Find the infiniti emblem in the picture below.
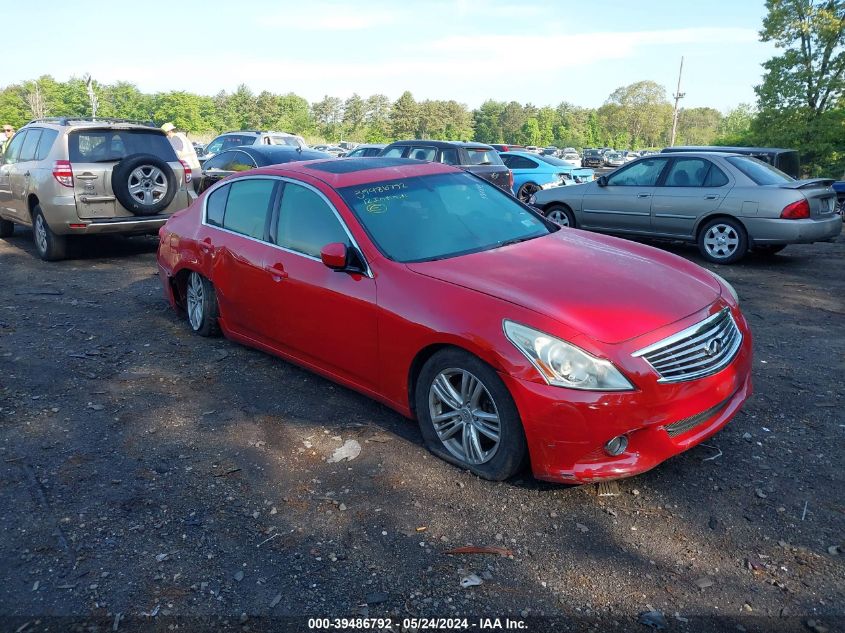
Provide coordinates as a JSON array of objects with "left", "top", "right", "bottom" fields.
[{"left": 705, "top": 338, "right": 724, "bottom": 357}]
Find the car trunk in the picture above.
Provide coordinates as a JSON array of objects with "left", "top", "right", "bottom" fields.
[{"left": 776, "top": 179, "right": 838, "bottom": 218}]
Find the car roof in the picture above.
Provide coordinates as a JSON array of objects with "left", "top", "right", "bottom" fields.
[
  {"left": 663, "top": 145, "right": 794, "bottom": 153},
  {"left": 386, "top": 140, "right": 495, "bottom": 149},
  {"left": 233, "top": 146, "right": 331, "bottom": 162},
  {"left": 241, "top": 157, "right": 460, "bottom": 188}
]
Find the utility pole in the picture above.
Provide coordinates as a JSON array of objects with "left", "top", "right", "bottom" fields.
[
  {"left": 83, "top": 73, "right": 98, "bottom": 120},
  {"left": 669, "top": 56, "right": 685, "bottom": 147}
]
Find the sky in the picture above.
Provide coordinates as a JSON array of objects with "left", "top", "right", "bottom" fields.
[{"left": 2, "top": 0, "right": 775, "bottom": 112}]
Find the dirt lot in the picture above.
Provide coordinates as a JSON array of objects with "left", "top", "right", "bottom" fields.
[{"left": 0, "top": 227, "right": 843, "bottom": 633}]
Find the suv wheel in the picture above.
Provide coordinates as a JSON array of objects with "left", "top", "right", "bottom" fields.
[
  {"left": 112, "top": 154, "right": 177, "bottom": 216},
  {"left": 32, "top": 206, "right": 67, "bottom": 261},
  {"left": 0, "top": 218, "right": 13, "bottom": 238}
]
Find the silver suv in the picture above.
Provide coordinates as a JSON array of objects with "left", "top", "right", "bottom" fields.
[{"left": 0, "top": 117, "right": 194, "bottom": 261}]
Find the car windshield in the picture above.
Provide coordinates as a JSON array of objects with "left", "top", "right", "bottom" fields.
[
  {"left": 205, "top": 134, "right": 256, "bottom": 154},
  {"left": 535, "top": 155, "right": 569, "bottom": 167},
  {"left": 68, "top": 129, "right": 177, "bottom": 162},
  {"left": 726, "top": 155, "right": 794, "bottom": 185},
  {"left": 464, "top": 148, "right": 503, "bottom": 166},
  {"left": 338, "top": 172, "right": 553, "bottom": 263}
]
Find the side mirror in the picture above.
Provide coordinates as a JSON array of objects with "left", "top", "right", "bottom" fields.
[
  {"left": 596, "top": 175, "right": 608, "bottom": 187},
  {"left": 320, "top": 242, "right": 348, "bottom": 270}
]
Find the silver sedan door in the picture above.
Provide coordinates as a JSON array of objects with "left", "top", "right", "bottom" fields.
[{"left": 651, "top": 158, "right": 733, "bottom": 238}]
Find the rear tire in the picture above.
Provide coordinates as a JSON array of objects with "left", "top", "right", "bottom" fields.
[
  {"left": 185, "top": 271, "right": 220, "bottom": 337},
  {"left": 697, "top": 217, "right": 747, "bottom": 264},
  {"left": 32, "top": 206, "right": 67, "bottom": 261},
  {"left": 415, "top": 348, "right": 527, "bottom": 481},
  {"left": 517, "top": 182, "right": 542, "bottom": 203},
  {"left": 0, "top": 218, "right": 13, "bottom": 238}
]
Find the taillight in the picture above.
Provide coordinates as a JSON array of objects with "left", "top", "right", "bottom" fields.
[
  {"left": 508, "top": 169, "right": 514, "bottom": 190},
  {"left": 52, "top": 160, "right": 73, "bottom": 187},
  {"left": 780, "top": 199, "right": 810, "bottom": 219},
  {"left": 179, "top": 160, "right": 192, "bottom": 184}
]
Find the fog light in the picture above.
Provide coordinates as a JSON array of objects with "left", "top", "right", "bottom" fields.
[{"left": 604, "top": 435, "right": 628, "bottom": 456}]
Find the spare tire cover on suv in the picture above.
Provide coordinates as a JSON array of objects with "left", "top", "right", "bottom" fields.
[{"left": 112, "top": 154, "right": 177, "bottom": 216}]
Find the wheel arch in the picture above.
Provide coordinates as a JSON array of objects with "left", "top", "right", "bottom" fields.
[
  {"left": 27, "top": 194, "right": 40, "bottom": 217},
  {"left": 694, "top": 213, "right": 748, "bottom": 241}
]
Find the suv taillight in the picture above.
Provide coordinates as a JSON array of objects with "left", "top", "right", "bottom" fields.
[
  {"left": 780, "top": 199, "right": 810, "bottom": 219},
  {"left": 53, "top": 160, "right": 73, "bottom": 187},
  {"left": 179, "top": 160, "right": 192, "bottom": 184}
]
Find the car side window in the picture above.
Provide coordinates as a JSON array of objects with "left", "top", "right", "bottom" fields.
[
  {"left": 382, "top": 147, "right": 406, "bottom": 158},
  {"left": 222, "top": 178, "right": 276, "bottom": 240},
  {"left": 606, "top": 158, "right": 668, "bottom": 186},
  {"left": 347, "top": 149, "right": 363, "bottom": 157},
  {"left": 230, "top": 151, "right": 257, "bottom": 172},
  {"left": 439, "top": 149, "right": 459, "bottom": 165},
  {"left": 276, "top": 182, "right": 350, "bottom": 258},
  {"left": 206, "top": 184, "right": 229, "bottom": 227},
  {"left": 704, "top": 164, "right": 729, "bottom": 187},
  {"left": 3, "top": 131, "right": 27, "bottom": 164},
  {"left": 663, "top": 158, "right": 709, "bottom": 187},
  {"left": 18, "top": 129, "right": 42, "bottom": 162},
  {"left": 203, "top": 151, "right": 235, "bottom": 171},
  {"left": 503, "top": 155, "right": 538, "bottom": 169},
  {"left": 35, "top": 129, "right": 59, "bottom": 160},
  {"left": 409, "top": 147, "right": 436, "bottom": 161}
]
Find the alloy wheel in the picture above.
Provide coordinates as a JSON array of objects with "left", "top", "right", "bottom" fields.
[
  {"left": 128, "top": 165, "right": 168, "bottom": 206},
  {"left": 702, "top": 223, "right": 739, "bottom": 260},
  {"left": 34, "top": 214, "right": 48, "bottom": 254},
  {"left": 518, "top": 183, "right": 542, "bottom": 203},
  {"left": 186, "top": 272, "right": 204, "bottom": 331},
  {"left": 428, "top": 368, "right": 501, "bottom": 465},
  {"left": 547, "top": 208, "right": 570, "bottom": 227}
]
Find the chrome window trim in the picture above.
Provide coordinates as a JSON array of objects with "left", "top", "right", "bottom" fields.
[{"left": 201, "top": 174, "right": 373, "bottom": 278}]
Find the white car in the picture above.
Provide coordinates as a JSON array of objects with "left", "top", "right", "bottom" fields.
[{"left": 561, "top": 152, "right": 582, "bottom": 167}]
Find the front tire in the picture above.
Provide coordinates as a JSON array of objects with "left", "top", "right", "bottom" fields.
[
  {"left": 32, "top": 206, "right": 67, "bottom": 261},
  {"left": 185, "top": 271, "right": 220, "bottom": 337},
  {"left": 697, "top": 217, "right": 747, "bottom": 264},
  {"left": 415, "top": 348, "right": 527, "bottom": 481},
  {"left": 545, "top": 204, "right": 575, "bottom": 228}
]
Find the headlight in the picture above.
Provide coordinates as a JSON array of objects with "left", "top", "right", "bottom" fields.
[
  {"left": 709, "top": 271, "right": 739, "bottom": 305},
  {"left": 503, "top": 321, "right": 634, "bottom": 391}
]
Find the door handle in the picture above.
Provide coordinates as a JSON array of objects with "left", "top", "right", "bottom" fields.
[
  {"left": 266, "top": 262, "right": 288, "bottom": 282},
  {"left": 636, "top": 193, "right": 651, "bottom": 198},
  {"left": 704, "top": 195, "right": 719, "bottom": 200}
]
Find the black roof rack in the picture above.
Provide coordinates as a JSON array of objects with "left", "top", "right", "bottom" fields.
[{"left": 26, "top": 117, "right": 157, "bottom": 127}]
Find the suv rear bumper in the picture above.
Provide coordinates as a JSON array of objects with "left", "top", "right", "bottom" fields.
[{"left": 63, "top": 216, "right": 168, "bottom": 235}]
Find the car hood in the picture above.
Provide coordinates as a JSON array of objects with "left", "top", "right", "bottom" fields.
[{"left": 406, "top": 230, "right": 721, "bottom": 344}]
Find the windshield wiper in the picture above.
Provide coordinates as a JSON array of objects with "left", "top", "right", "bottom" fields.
[{"left": 499, "top": 236, "right": 532, "bottom": 247}]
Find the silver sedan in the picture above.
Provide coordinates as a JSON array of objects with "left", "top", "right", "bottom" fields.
[{"left": 529, "top": 151, "right": 842, "bottom": 264}]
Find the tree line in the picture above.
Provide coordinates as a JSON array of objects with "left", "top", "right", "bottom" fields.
[{"left": 1, "top": 1, "right": 842, "bottom": 177}]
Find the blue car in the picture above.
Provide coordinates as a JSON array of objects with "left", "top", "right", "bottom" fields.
[{"left": 499, "top": 151, "right": 595, "bottom": 202}]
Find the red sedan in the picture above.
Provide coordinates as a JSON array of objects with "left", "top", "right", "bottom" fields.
[{"left": 157, "top": 158, "right": 753, "bottom": 484}]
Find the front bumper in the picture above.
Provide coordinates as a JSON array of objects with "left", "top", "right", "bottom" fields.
[
  {"left": 503, "top": 307, "right": 753, "bottom": 484},
  {"left": 745, "top": 215, "right": 842, "bottom": 245}
]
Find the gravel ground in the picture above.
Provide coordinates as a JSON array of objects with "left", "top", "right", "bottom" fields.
[{"left": 0, "top": 227, "right": 843, "bottom": 633}]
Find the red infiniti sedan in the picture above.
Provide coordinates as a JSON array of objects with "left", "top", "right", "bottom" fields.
[{"left": 157, "top": 158, "right": 753, "bottom": 484}]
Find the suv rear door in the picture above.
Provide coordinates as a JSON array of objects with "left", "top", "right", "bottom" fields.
[
  {"left": 67, "top": 127, "right": 181, "bottom": 219},
  {"left": 460, "top": 146, "right": 512, "bottom": 192}
]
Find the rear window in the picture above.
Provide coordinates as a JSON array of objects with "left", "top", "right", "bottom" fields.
[
  {"left": 776, "top": 151, "right": 800, "bottom": 179},
  {"left": 464, "top": 148, "right": 503, "bottom": 166},
  {"left": 69, "top": 129, "right": 176, "bottom": 163},
  {"left": 535, "top": 155, "right": 569, "bottom": 167},
  {"left": 269, "top": 136, "right": 300, "bottom": 147},
  {"left": 726, "top": 156, "right": 793, "bottom": 185}
]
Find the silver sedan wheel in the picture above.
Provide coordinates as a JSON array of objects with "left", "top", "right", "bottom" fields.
[
  {"left": 547, "top": 208, "right": 570, "bottom": 227},
  {"left": 34, "top": 214, "right": 48, "bottom": 254},
  {"left": 186, "top": 272, "right": 204, "bottom": 331},
  {"left": 128, "top": 165, "right": 168, "bottom": 206},
  {"left": 702, "top": 223, "right": 740, "bottom": 260},
  {"left": 428, "top": 368, "right": 501, "bottom": 465}
]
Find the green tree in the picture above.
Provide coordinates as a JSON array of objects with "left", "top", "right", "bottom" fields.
[
  {"left": 363, "top": 94, "right": 391, "bottom": 142},
  {"left": 715, "top": 103, "right": 756, "bottom": 144},
  {"left": 676, "top": 107, "right": 723, "bottom": 145},
  {"left": 753, "top": 0, "right": 845, "bottom": 175},
  {"left": 598, "top": 81, "right": 672, "bottom": 148},
  {"left": 342, "top": 93, "right": 366, "bottom": 139},
  {"left": 472, "top": 100, "right": 505, "bottom": 143},
  {"left": 389, "top": 91, "right": 418, "bottom": 139}
]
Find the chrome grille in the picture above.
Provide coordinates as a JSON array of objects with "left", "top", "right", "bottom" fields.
[{"left": 633, "top": 308, "right": 742, "bottom": 383}]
